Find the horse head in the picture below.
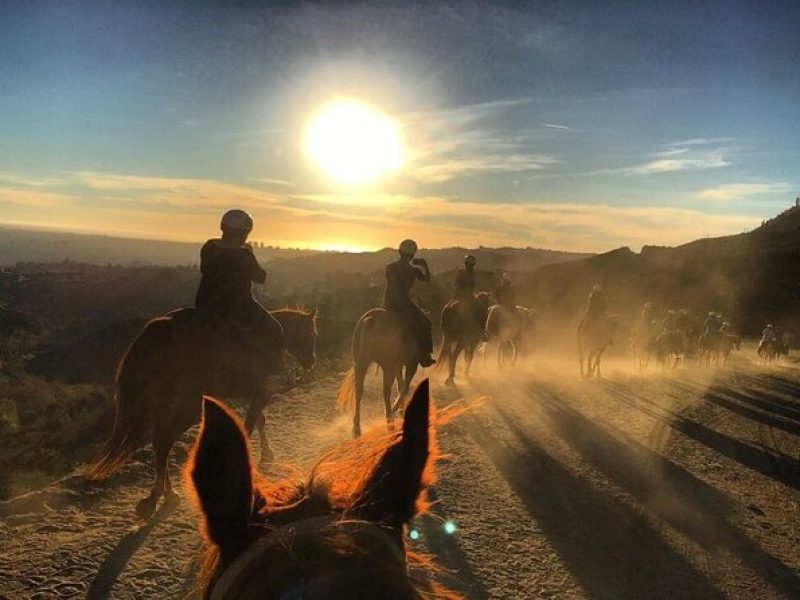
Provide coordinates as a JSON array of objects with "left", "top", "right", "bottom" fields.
[
  {"left": 187, "top": 380, "right": 453, "bottom": 600},
  {"left": 275, "top": 308, "right": 318, "bottom": 371}
]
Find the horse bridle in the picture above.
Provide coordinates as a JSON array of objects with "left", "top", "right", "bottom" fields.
[{"left": 209, "top": 516, "right": 407, "bottom": 600}]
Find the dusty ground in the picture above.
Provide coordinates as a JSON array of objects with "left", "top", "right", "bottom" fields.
[{"left": 1, "top": 349, "right": 799, "bottom": 599}]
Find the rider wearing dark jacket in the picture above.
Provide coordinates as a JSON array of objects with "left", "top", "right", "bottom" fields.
[
  {"left": 454, "top": 255, "right": 477, "bottom": 302},
  {"left": 584, "top": 284, "right": 607, "bottom": 321},
  {"left": 383, "top": 239, "right": 435, "bottom": 367},
  {"left": 195, "top": 209, "right": 283, "bottom": 350}
]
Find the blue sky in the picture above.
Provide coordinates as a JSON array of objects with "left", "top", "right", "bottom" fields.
[{"left": 1, "top": 1, "right": 798, "bottom": 251}]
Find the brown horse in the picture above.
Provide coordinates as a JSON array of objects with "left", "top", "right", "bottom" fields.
[
  {"left": 578, "top": 314, "right": 617, "bottom": 378},
  {"left": 721, "top": 334, "right": 741, "bottom": 364},
  {"left": 484, "top": 304, "right": 535, "bottom": 368},
  {"left": 337, "top": 309, "right": 423, "bottom": 437},
  {"left": 656, "top": 329, "right": 688, "bottom": 369},
  {"left": 698, "top": 331, "right": 725, "bottom": 366},
  {"left": 186, "top": 380, "right": 458, "bottom": 600},
  {"left": 84, "top": 307, "right": 317, "bottom": 518},
  {"left": 437, "top": 292, "right": 492, "bottom": 386},
  {"left": 757, "top": 338, "right": 779, "bottom": 364}
]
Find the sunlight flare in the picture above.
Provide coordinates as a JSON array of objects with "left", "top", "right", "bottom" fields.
[{"left": 304, "top": 99, "right": 404, "bottom": 185}]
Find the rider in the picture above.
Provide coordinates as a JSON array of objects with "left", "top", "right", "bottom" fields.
[
  {"left": 454, "top": 254, "right": 477, "bottom": 301},
  {"left": 495, "top": 272, "right": 516, "bottom": 311},
  {"left": 584, "top": 283, "right": 608, "bottom": 322},
  {"left": 761, "top": 324, "right": 777, "bottom": 343},
  {"left": 454, "top": 254, "right": 481, "bottom": 326},
  {"left": 638, "top": 301, "right": 657, "bottom": 331},
  {"left": 195, "top": 209, "right": 283, "bottom": 358},
  {"left": 383, "top": 239, "right": 435, "bottom": 367},
  {"left": 663, "top": 309, "right": 678, "bottom": 332}
]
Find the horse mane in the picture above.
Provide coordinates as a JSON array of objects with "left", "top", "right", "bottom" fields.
[{"left": 187, "top": 403, "right": 464, "bottom": 600}]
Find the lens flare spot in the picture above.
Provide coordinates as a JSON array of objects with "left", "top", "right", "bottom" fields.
[
  {"left": 443, "top": 520, "right": 457, "bottom": 535},
  {"left": 408, "top": 528, "right": 420, "bottom": 541}
]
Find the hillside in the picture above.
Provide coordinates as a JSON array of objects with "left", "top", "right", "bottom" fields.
[{"left": 517, "top": 206, "right": 800, "bottom": 336}]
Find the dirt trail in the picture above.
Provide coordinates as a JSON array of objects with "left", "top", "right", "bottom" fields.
[{"left": 1, "top": 357, "right": 799, "bottom": 599}]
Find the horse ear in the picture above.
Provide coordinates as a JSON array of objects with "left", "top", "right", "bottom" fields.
[
  {"left": 354, "top": 380, "right": 432, "bottom": 527},
  {"left": 188, "top": 397, "right": 254, "bottom": 549}
]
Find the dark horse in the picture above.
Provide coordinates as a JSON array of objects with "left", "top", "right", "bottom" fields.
[
  {"left": 337, "top": 308, "right": 424, "bottom": 438},
  {"left": 578, "top": 314, "right": 617, "bottom": 378},
  {"left": 437, "top": 292, "right": 492, "bottom": 386},
  {"left": 84, "top": 307, "right": 317, "bottom": 518},
  {"left": 186, "top": 380, "right": 458, "bottom": 599}
]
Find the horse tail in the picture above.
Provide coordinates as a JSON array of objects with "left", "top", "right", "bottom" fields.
[
  {"left": 84, "top": 318, "right": 169, "bottom": 480},
  {"left": 336, "top": 368, "right": 356, "bottom": 413}
]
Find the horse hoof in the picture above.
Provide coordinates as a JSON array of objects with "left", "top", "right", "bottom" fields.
[
  {"left": 164, "top": 490, "right": 180, "bottom": 506},
  {"left": 135, "top": 496, "right": 158, "bottom": 519},
  {"left": 352, "top": 425, "right": 362, "bottom": 438},
  {"left": 445, "top": 377, "right": 455, "bottom": 387}
]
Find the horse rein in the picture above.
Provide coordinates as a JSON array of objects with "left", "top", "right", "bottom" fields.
[{"left": 209, "top": 516, "right": 407, "bottom": 600}]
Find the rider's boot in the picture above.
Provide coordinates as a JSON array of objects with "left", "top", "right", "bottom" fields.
[{"left": 419, "top": 353, "right": 436, "bottom": 368}]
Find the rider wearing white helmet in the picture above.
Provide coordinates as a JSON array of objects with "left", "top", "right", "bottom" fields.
[
  {"left": 195, "top": 209, "right": 283, "bottom": 358},
  {"left": 383, "top": 239, "right": 435, "bottom": 367}
]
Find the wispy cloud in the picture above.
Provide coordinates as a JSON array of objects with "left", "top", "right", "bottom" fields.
[
  {"left": 540, "top": 123, "right": 571, "bottom": 130},
  {"left": 247, "top": 177, "right": 296, "bottom": 188},
  {"left": 402, "top": 97, "right": 559, "bottom": 183},
  {"left": 0, "top": 169, "right": 762, "bottom": 252},
  {"left": 586, "top": 140, "right": 732, "bottom": 176},
  {"left": 697, "top": 182, "right": 790, "bottom": 202}
]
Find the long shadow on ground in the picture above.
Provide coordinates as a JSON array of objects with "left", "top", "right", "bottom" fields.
[
  {"left": 461, "top": 410, "right": 725, "bottom": 599},
  {"left": 87, "top": 501, "right": 177, "bottom": 599},
  {"left": 533, "top": 381, "right": 800, "bottom": 596},
  {"left": 417, "top": 488, "right": 490, "bottom": 600},
  {"left": 602, "top": 380, "right": 800, "bottom": 491}
]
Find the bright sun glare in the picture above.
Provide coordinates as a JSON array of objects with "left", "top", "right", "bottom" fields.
[{"left": 304, "top": 99, "right": 404, "bottom": 185}]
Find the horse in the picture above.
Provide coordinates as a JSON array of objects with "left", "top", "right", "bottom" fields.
[
  {"left": 186, "top": 380, "right": 458, "bottom": 600},
  {"left": 758, "top": 338, "right": 779, "bottom": 364},
  {"left": 631, "top": 321, "right": 659, "bottom": 370},
  {"left": 721, "top": 334, "right": 741, "bottom": 365},
  {"left": 578, "top": 314, "right": 617, "bottom": 378},
  {"left": 484, "top": 304, "right": 535, "bottom": 368},
  {"left": 84, "top": 307, "right": 317, "bottom": 519},
  {"left": 337, "top": 308, "right": 423, "bottom": 437},
  {"left": 655, "top": 329, "right": 688, "bottom": 369},
  {"left": 437, "top": 292, "right": 492, "bottom": 386},
  {"left": 698, "top": 330, "right": 725, "bottom": 366}
]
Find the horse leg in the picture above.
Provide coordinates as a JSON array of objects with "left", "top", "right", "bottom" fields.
[
  {"left": 382, "top": 367, "right": 395, "bottom": 426},
  {"left": 465, "top": 343, "right": 475, "bottom": 379},
  {"left": 255, "top": 412, "right": 274, "bottom": 466},
  {"left": 244, "top": 387, "right": 270, "bottom": 435},
  {"left": 136, "top": 426, "right": 173, "bottom": 519},
  {"left": 352, "top": 362, "right": 368, "bottom": 438},
  {"left": 449, "top": 341, "right": 463, "bottom": 386},
  {"left": 393, "top": 363, "right": 418, "bottom": 415}
]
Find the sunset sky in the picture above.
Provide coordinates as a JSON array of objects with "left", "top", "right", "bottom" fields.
[{"left": 1, "top": 1, "right": 798, "bottom": 252}]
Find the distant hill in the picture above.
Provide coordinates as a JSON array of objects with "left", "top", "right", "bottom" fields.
[
  {"left": 0, "top": 226, "right": 318, "bottom": 267},
  {"left": 0, "top": 224, "right": 590, "bottom": 277},
  {"left": 517, "top": 205, "right": 800, "bottom": 337}
]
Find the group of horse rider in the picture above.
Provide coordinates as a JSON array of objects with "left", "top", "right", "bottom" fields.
[{"left": 195, "top": 208, "right": 521, "bottom": 371}]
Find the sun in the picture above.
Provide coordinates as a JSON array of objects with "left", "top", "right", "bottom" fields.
[{"left": 304, "top": 99, "right": 404, "bottom": 185}]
